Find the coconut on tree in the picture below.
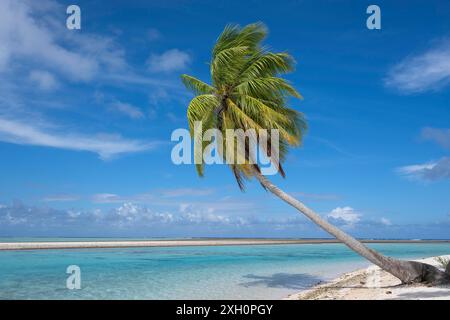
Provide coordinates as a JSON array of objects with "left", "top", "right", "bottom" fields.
[{"left": 181, "top": 22, "right": 450, "bottom": 284}]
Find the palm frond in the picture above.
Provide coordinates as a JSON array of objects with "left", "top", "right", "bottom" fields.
[
  {"left": 241, "top": 52, "right": 295, "bottom": 81},
  {"left": 181, "top": 74, "right": 215, "bottom": 95},
  {"left": 213, "top": 22, "right": 266, "bottom": 58},
  {"left": 186, "top": 94, "right": 218, "bottom": 132},
  {"left": 235, "top": 77, "right": 302, "bottom": 100},
  {"left": 181, "top": 22, "right": 306, "bottom": 189},
  {"left": 211, "top": 46, "right": 249, "bottom": 86}
]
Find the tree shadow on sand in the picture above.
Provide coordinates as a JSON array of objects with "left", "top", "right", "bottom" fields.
[{"left": 240, "top": 273, "right": 323, "bottom": 290}]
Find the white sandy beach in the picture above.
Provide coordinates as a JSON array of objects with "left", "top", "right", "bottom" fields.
[
  {"left": 0, "top": 238, "right": 339, "bottom": 250},
  {"left": 0, "top": 239, "right": 448, "bottom": 250},
  {"left": 287, "top": 255, "right": 450, "bottom": 300}
]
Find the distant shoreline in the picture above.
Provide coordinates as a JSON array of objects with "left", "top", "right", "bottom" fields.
[{"left": 0, "top": 238, "right": 449, "bottom": 251}]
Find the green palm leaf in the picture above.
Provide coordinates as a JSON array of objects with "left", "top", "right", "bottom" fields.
[{"left": 181, "top": 22, "right": 307, "bottom": 189}]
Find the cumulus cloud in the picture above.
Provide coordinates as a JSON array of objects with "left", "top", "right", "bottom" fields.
[
  {"left": 385, "top": 39, "right": 450, "bottom": 93},
  {"left": 397, "top": 157, "right": 450, "bottom": 181},
  {"left": 109, "top": 101, "right": 145, "bottom": 119},
  {"left": 0, "top": 117, "right": 156, "bottom": 159},
  {"left": 327, "top": 206, "right": 361, "bottom": 225},
  {"left": 180, "top": 211, "right": 232, "bottom": 225},
  {"left": 0, "top": 202, "right": 69, "bottom": 228},
  {"left": 421, "top": 127, "right": 450, "bottom": 150},
  {"left": 0, "top": 202, "right": 288, "bottom": 232},
  {"left": 2, "top": 201, "right": 448, "bottom": 238},
  {"left": 88, "top": 190, "right": 249, "bottom": 226},
  {"left": 147, "top": 49, "right": 191, "bottom": 72},
  {"left": 112, "top": 203, "right": 174, "bottom": 227}
]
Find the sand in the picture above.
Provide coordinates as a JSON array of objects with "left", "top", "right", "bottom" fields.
[
  {"left": 286, "top": 255, "right": 450, "bottom": 300},
  {"left": 0, "top": 239, "right": 448, "bottom": 250},
  {"left": 0, "top": 238, "right": 341, "bottom": 250}
]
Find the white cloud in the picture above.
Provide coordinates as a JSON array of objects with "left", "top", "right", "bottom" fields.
[
  {"left": 380, "top": 217, "right": 392, "bottom": 226},
  {"left": 181, "top": 211, "right": 231, "bottom": 225},
  {"left": 327, "top": 206, "right": 361, "bottom": 225},
  {"left": 385, "top": 39, "right": 450, "bottom": 93},
  {"left": 67, "top": 210, "right": 82, "bottom": 219},
  {"left": 0, "top": 201, "right": 242, "bottom": 229},
  {"left": 0, "top": 0, "right": 183, "bottom": 160},
  {"left": 109, "top": 101, "right": 145, "bottom": 119},
  {"left": 92, "top": 193, "right": 122, "bottom": 203},
  {"left": 92, "top": 193, "right": 156, "bottom": 204},
  {"left": 421, "top": 127, "right": 450, "bottom": 150},
  {"left": 398, "top": 157, "right": 450, "bottom": 181},
  {"left": 398, "top": 163, "right": 436, "bottom": 174},
  {"left": 0, "top": 1, "right": 98, "bottom": 80},
  {"left": 0, "top": 0, "right": 182, "bottom": 91},
  {"left": 115, "top": 202, "right": 142, "bottom": 222},
  {"left": 0, "top": 117, "right": 156, "bottom": 159},
  {"left": 92, "top": 188, "right": 215, "bottom": 205},
  {"left": 147, "top": 49, "right": 191, "bottom": 72},
  {"left": 29, "top": 70, "right": 58, "bottom": 91},
  {"left": 5, "top": 213, "right": 28, "bottom": 225},
  {"left": 0, "top": 0, "right": 143, "bottom": 87},
  {"left": 3, "top": 201, "right": 450, "bottom": 238}
]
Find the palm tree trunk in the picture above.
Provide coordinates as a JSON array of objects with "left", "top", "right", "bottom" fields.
[{"left": 253, "top": 170, "right": 450, "bottom": 285}]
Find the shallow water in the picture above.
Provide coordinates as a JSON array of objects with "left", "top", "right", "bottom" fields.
[{"left": 0, "top": 243, "right": 448, "bottom": 299}]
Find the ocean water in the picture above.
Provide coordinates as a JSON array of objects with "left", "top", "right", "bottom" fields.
[{"left": 0, "top": 242, "right": 449, "bottom": 300}]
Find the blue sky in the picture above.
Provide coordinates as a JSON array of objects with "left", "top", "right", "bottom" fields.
[{"left": 0, "top": 0, "right": 450, "bottom": 238}]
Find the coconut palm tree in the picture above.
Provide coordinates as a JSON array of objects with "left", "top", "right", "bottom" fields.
[{"left": 181, "top": 22, "right": 449, "bottom": 284}]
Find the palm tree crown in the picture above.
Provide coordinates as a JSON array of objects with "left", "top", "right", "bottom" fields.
[{"left": 181, "top": 22, "right": 307, "bottom": 189}]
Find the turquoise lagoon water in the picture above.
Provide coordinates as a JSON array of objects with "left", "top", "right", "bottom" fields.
[{"left": 0, "top": 242, "right": 449, "bottom": 300}]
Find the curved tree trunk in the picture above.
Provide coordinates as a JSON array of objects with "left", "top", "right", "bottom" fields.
[{"left": 254, "top": 171, "right": 450, "bottom": 285}]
